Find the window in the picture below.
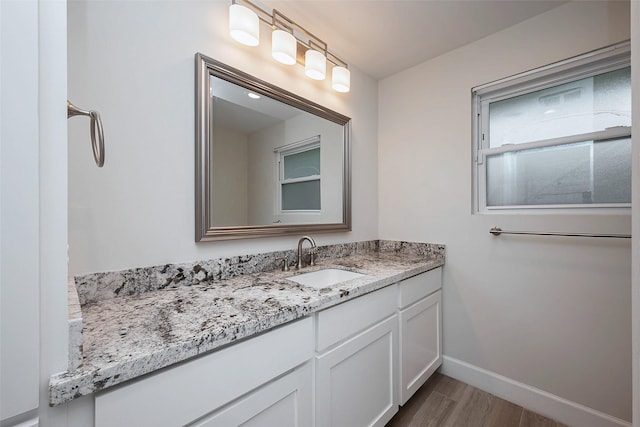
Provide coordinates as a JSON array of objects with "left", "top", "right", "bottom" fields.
[
  {"left": 473, "top": 42, "right": 631, "bottom": 212},
  {"left": 276, "top": 136, "right": 321, "bottom": 212}
]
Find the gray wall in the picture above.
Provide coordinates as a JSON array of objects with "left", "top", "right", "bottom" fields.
[
  {"left": 379, "top": 1, "right": 631, "bottom": 422},
  {"left": 211, "top": 127, "right": 249, "bottom": 226}
]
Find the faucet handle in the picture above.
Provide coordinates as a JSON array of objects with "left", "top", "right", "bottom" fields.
[
  {"left": 282, "top": 257, "right": 290, "bottom": 271},
  {"left": 309, "top": 247, "right": 317, "bottom": 266}
]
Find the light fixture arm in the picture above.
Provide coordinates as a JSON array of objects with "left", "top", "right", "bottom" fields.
[
  {"left": 231, "top": 0, "right": 348, "bottom": 69},
  {"left": 272, "top": 10, "right": 294, "bottom": 34}
]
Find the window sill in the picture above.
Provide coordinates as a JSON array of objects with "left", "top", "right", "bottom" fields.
[{"left": 476, "top": 205, "right": 631, "bottom": 216}]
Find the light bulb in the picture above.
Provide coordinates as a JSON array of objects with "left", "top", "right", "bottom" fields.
[
  {"left": 332, "top": 66, "right": 350, "bottom": 92},
  {"left": 305, "top": 49, "right": 326, "bottom": 80},
  {"left": 229, "top": 4, "right": 259, "bottom": 46},
  {"left": 272, "top": 30, "right": 297, "bottom": 65}
]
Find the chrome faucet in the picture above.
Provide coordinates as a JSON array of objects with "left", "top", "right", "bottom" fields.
[{"left": 296, "top": 236, "right": 317, "bottom": 269}]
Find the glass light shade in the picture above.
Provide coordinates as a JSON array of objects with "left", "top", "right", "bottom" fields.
[
  {"left": 332, "top": 66, "right": 350, "bottom": 92},
  {"left": 229, "top": 4, "right": 259, "bottom": 46},
  {"left": 305, "top": 49, "right": 326, "bottom": 80},
  {"left": 272, "top": 30, "right": 297, "bottom": 65}
]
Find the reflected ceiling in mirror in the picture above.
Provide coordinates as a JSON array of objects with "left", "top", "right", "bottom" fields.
[{"left": 196, "top": 53, "right": 351, "bottom": 241}]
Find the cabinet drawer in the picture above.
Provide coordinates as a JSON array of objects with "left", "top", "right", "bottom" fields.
[
  {"left": 95, "top": 317, "right": 313, "bottom": 427},
  {"left": 190, "top": 362, "right": 312, "bottom": 427},
  {"left": 316, "top": 285, "right": 396, "bottom": 352},
  {"left": 398, "top": 267, "right": 441, "bottom": 309}
]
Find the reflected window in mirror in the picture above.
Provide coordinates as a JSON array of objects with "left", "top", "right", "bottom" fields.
[{"left": 277, "top": 136, "right": 321, "bottom": 213}]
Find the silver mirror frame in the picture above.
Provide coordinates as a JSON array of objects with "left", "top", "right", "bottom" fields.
[{"left": 195, "top": 53, "right": 352, "bottom": 241}]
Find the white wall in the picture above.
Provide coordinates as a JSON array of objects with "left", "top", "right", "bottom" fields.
[
  {"left": 1, "top": 0, "right": 69, "bottom": 425},
  {"left": 248, "top": 122, "right": 285, "bottom": 224},
  {"left": 67, "top": 0, "right": 378, "bottom": 275},
  {"left": 379, "top": 1, "right": 631, "bottom": 423},
  {"left": 38, "top": 1, "right": 71, "bottom": 424},
  {"left": 211, "top": 127, "right": 249, "bottom": 226},
  {"left": 1, "top": 0, "right": 41, "bottom": 420}
]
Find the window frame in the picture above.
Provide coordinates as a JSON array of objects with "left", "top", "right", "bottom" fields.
[
  {"left": 472, "top": 41, "right": 631, "bottom": 214},
  {"left": 275, "top": 135, "right": 321, "bottom": 214}
]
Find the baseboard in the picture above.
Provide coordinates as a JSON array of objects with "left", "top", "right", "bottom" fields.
[{"left": 440, "top": 356, "right": 631, "bottom": 427}]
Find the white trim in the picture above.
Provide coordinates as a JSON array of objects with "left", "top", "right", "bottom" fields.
[
  {"left": 630, "top": 2, "right": 640, "bottom": 426},
  {"left": 440, "top": 356, "right": 631, "bottom": 427},
  {"left": 481, "top": 127, "right": 631, "bottom": 157},
  {"left": 473, "top": 41, "right": 630, "bottom": 97},
  {"left": 281, "top": 175, "right": 321, "bottom": 185},
  {"left": 274, "top": 135, "right": 321, "bottom": 154},
  {"left": 485, "top": 203, "right": 631, "bottom": 211},
  {"left": 477, "top": 207, "right": 631, "bottom": 216},
  {"left": 477, "top": 59, "right": 630, "bottom": 105}
]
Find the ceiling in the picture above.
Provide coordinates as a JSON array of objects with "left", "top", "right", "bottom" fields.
[
  {"left": 212, "top": 76, "right": 302, "bottom": 133},
  {"left": 265, "top": 0, "right": 568, "bottom": 79}
]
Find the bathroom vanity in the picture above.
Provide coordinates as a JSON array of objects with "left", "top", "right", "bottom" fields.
[{"left": 50, "top": 240, "right": 444, "bottom": 427}]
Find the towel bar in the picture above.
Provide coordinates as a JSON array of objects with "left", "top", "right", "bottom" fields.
[
  {"left": 489, "top": 227, "right": 630, "bottom": 239},
  {"left": 67, "top": 100, "right": 105, "bottom": 167}
]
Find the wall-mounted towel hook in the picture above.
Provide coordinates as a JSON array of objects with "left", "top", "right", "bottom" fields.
[{"left": 67, "top": 100, "right": 105, "bottom": 167}]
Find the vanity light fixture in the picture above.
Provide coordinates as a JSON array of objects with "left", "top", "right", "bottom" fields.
[
  {"left": 272, "top": 29, "right": 297, "bottom": 65},
  {"left": 228, "top": 3, "right": 260, "bottom": 46},
  {"left": 332, "top": 66, "right": 350, "bottom": 93},
  {"left": 305, "top": 47, "right": 326, "bottom": 80},
  {"left": 228, "top": 0, "right": 350, "bottom": 92}
]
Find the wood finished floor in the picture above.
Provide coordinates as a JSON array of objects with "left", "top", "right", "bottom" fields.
[{"left": 386, "top": 373, "right": 569, "bottom": 427}]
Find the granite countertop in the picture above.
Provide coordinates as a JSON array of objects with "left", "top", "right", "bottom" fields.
[{"left": 49, "top": 241, "right": 444, "bottom": 406}]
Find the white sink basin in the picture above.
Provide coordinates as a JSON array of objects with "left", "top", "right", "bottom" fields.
[{"left": 288, "top": 268, "right": 365, "bottom": 289}]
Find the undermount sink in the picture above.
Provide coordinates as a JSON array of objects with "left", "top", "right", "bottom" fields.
[{"left": 288, "top": 268, "right": 365, "bottom": 289}]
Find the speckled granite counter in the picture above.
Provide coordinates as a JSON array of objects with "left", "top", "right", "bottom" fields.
[{"left": 49, "top": 240, "right": 444, "bottom": 405}]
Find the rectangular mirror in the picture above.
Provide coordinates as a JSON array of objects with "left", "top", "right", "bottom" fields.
[{"left": 196, "top": 53, "right": 352, "bottom": 241}]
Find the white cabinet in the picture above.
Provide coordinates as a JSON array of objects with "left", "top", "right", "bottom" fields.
[
  {"left": 315, "top": 285, "right": 398, "bottom": 427},
  {"left": 398, "top": 268, "right": 442, "bottom": 405},
  {"left": 95, "top": 317, "right": 313, "bottom": 427},
  {"left": 89, "top": 266, "right": 444, "bottom": 427},
  {"left": 189, "top": 362, "right": 312, "bottom": 427},
  {"left": 316, "top": 316, "right": 398, "bottom": 427}
]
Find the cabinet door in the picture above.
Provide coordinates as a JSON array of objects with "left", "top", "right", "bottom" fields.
[
  {"left": 190, "top": 362, "right": 312, "bottom": 427},
  {"left": 316, "top": 315, "right": 398, "bottom": 427},
  {"left": 399, "top": 290, "right": 442, "bottom": 405}
]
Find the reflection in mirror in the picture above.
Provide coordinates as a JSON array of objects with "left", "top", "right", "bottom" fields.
[{"left": 196, "top": 54, "right": 351, "bottom": 241}]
